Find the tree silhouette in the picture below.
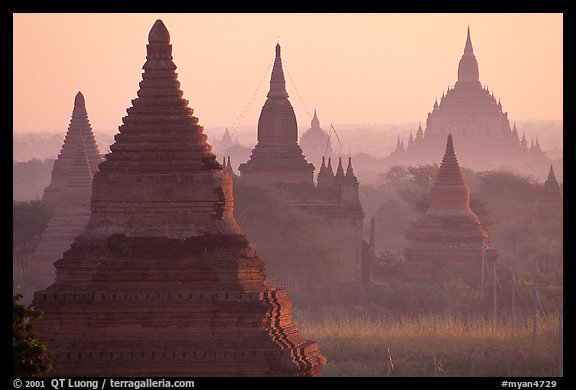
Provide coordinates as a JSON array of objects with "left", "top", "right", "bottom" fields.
[{"left": 13, "top": 294, "right": 52, "bottom": 376}]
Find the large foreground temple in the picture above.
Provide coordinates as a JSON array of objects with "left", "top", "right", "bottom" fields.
[{"left": 33, "top": 19, "right": 324, "bottom": 377}]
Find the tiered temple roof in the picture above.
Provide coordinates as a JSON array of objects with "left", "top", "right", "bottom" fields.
[
  {"left": 403, "top": 134, "right": 499, "bottom": 282},
  {"left": 33, "top": 19, "right": 324, "bottom": 377},
  {"left": 238, "top": 43, "right": 314, "bottom": 184},
  {"left": 42, "top": 92, "right": 103, "bottom": 206},
  {"left": 392, "top": 27, "right": 538, "bottom": 171},
  {"left": 33, "top": 136, "right": 94, "bottom": 289}
]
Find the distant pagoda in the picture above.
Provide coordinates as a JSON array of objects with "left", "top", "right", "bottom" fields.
[
  {"left": 396, "top": 27, "right": 539, "bottom": 171},
  {"left": 42, "top": 92, "right": 103, "bottom": 207},
  {"left": 239, "top": 43, "right": 315, "bottom": 184},
  {"left": 299, "top": 110, "right": 331, "bottom": 169},
  {"left": 33, "top": 19, "right": 324, "bottom": 377},
  {"left": 528, "top": 165, "right": 563, "bottom": 222},
  {"left": 32, "top": 136, "right": 94, "bottom": 289},
  {"left": 239, "top": 43, "right": 365, "bottom": 288},
  {"left": 403, "top": 134, "right": 499, "bottom": 282}
]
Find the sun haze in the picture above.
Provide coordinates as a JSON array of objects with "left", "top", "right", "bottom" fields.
[{"left": 13, "top": 13, "right": 562, "bottom": 135}]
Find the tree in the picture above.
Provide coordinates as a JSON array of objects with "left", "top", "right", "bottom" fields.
[
  {"left": 13, "top": 200, "right": 53, "bottom": 274},
  {"left": 13, "top": 294, "right": 52, "bottom": 376},
  {"left": 232, "top": 176, "right": 338, "bottom": 290}
]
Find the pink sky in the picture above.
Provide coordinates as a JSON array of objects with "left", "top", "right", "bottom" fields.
[{"left": 13, "top": 13, "right": 562, "bottom": 136}]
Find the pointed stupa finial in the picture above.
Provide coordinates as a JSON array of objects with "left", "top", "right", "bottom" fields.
[
  {"left": 458, "top": 25, "right": 479, "bottom": 83},
  {"left": 326, "top": 157, "right": 334, "bottom": 175},
  {"left": 267, "top": 42, "right": 289, "bottom": 99},
  {"left": 547, "top": 165, "right": 556, "bottom": 182},
  {"left": 311, "top": 109, "right": 320, "bottom": 129},
  {"left": 345, "top": 156, "right": 355, "bottom": 178},
  {"left": 335, "top": 157, "right": 345, "bottom": 177},
  {"left": 321, "top": 156, "right": 326, "bottom": 169},
  {"left": 433, "top": 134, "right": 466, "bottom": 186},
  {"left": 148, "top": 19, "right": 171, "bottom": 44},
  {"left": 144, "top": 19, "right": 176, "bottom": 71},
  {"left": 433, "top": 98, "right": 439, "bottom": 110},
  {"left": 227, "top": 156, "right": 232, "bottom": 169},
  {"left": 464, "top": 25, "right": 474, "bottom": 56},
  {"left": 74, "top": 91, "right": 85, "bottom": 107}
]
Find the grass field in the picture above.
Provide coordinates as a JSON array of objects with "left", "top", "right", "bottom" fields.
[{"left": 294, "top": 308, "right": 562, "bottom": 377}]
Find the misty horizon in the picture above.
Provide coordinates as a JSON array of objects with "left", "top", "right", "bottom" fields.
[{"left": 13, "top": 13, "right": 562, "bottom": 135}]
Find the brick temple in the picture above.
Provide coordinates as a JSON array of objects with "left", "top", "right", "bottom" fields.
[
  {"left": 33, "top": 19, "right": 324, "bottom": 377},
  {"left": 239, "top": 43, "right": 367, "bottom": 289},
  {"left": 403, "top": 134, "right": 499, "bottom": 282},
  {"left": 527, "top": 165, "right": 563, "bottom": 223},
  {"left": 32, "top": 136, "right": 94, "bottom": 289},
  {"left": 42, "top": 92, "right": 103, "bottom": 207},
  {"left": 388, "top": 27, "right": 551, "bottom": 172}
]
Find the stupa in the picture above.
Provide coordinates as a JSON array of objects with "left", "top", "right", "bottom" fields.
[
  {"left": 403, "top": 134, "right": 499, "bottom": 281},
  {"left": 32, "top": 136, "right": 94, "bottom": 289},
  {"left": 238, "top": 43, "right": 315, "bottom": 184},
  {"left": 529, "top": 165, "right": 563, "bottom": 222},
  {"left": 33, "top": 19, "right": 324, "bottom": 377},
  {"left": 42, "top": 92, "right": 103, "bottom": 207}
]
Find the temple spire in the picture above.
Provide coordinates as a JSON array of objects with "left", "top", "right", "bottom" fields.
[
  {"left": 434, "top": 134, "right": 466, "bottom": 186},
  {"left": 547, "top": 165, "right": 557, "bottom": 183},
  {"left": 464, "top": 25, "right": 474, "bottom": 56},
  {"left": 457, "top": 26, "right": 480, "bottom": 83},
  {"left": 267, "top": 43, "right": 289, "bottom": 99},
  {"left": 345, "top": 157, "right": 355, "bottom": 178},
  {"left": 144, "top": 19, "right": 176, "bottom": 71},
  {"left": 311, "top": 109, "right": 320, "bottom": 129},
  {"left": 335, "top": 157, "right": 345, "bottom": 177},
  {"left": 326, "top": 157, "right": 334, "bottom": 175}
]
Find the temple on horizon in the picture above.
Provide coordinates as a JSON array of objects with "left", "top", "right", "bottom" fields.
[{"left": 388, "top": 27, "right": 551, "bottom": 172}]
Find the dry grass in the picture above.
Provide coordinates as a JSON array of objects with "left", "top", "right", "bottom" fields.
[{"left": 294, "top": 309, "right": 561, "bottom": 377}]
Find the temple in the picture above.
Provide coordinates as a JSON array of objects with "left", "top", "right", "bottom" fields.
[
  {"left": 32, "top": 136, "right": 94, "bottom": 289},
  {"left": 403, "top": 134, "right": 499, "bottom": 282},
  {"left": 527, "top": 165, "right": 563, "bottom": 222},
  {"left": 239, "top": 43, "right": 367, "bottom": 289},
  {"left": 299, "top": 110, "right": 332, "bottom": 170},
  {"left": 42, "top": 92, "right": 103, "bottom": 207},
  {"left": 33, "top": 19, "right": 324, "bottom": 377},
  {"left": 392, "top": 27, "right": 549, "bottom": 171},
  {"left": 239, "top": 43, "right": 315, "bottom": 184}
]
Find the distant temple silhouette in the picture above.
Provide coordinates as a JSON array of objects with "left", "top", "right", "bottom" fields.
[
  {"left": 33, "top": 92, "right": 103, "bottom": 289},
  {"left": 299, "top": 110, "right": 332, "bottom": 169},
  {"left": 42, "top": 92, "right": 103, "bottom": 207},
  {"left": 403, "top": 134, "right": 500, "bottom": 282},
  {"left": 387, "top": 27, "right": 551, "bottom": 171},
  {"left": 239, "top": 43, "right": 370, "bottom": 290}
]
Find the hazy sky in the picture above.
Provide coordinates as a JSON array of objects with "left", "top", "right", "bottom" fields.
[{"left": 13, "top": 13, "right": 562, "bottom": 137}]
